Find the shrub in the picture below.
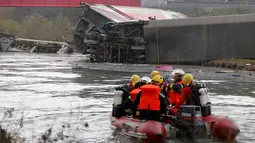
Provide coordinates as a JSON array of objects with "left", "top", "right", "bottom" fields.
[{"left": 0, "top": 13, "right": 74, "bottom": 42}]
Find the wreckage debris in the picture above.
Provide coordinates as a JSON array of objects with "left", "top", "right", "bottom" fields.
[
  {"left": 0, "top": 34, "right": 75, "bottom": 54},
  {"left": 0, "top": 32, "right": 15, "bottom": 52},
  {"left": 9, "top": 38, "right": 72, "bottom": 54},
  {"left": 72, "top": 3, "right": 186, "bottom": 64}
]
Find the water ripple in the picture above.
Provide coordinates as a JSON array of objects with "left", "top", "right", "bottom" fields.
[{"left": 0, "top": 53, "right": 254, "bottom": 143}]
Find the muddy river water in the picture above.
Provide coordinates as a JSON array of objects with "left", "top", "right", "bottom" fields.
[{"left": 0, "top": 53, "right": 254, "bottom": 143}]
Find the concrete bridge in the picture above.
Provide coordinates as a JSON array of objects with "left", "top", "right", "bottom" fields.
[{"left": 144, "top": 14, "right": 255, "bottom": 64}]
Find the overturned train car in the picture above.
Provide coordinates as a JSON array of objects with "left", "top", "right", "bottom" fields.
[{"left": 73, "top": 3, "right": 186, "bottom": 63}]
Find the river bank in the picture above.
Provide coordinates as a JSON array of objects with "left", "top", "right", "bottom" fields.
[
  {"left": 72, "top": 58, "right": 255, "bottom": 72},
  {"left": 204, "top": 59, "right": 255, "bottom": 71},
  {"left": 71, "top": 60, "right": 255, "bottom": 82}
]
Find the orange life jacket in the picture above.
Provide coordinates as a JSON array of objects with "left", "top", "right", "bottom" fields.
[
  {"left": 138, "top": 84, "right": 161, "bottom": 111},
  {"left": 179, "top": 80, "right": 185, "bottom": 85},
  {"left": 129, "top": 88, "right": 142, "bottom": 101},
  {"left": 167, "top": 80, "right": 184, "bottom": 105}
]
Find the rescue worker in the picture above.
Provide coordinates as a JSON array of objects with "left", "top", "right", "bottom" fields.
[
  {"left": 141, "top": 76, "right": 151, "bottom": 84},
  {"left": 150, "top": 70, "right": 170, "bottom": 105},
  {"left": 114, "top": 74, "right": 140, "bottom": 116},
  {"left": 151, "top": 70, "right": 163, "bottom": 91},
  {"left": 170, "top": 73, "right": 194, "bottom": 115},
  {"left": 171, "top": 69, "right": 185, "bottom": 83},
  {"left": 166, "top": 69, "right": 185, "bottom": 106},
  {"left": 150, "top": 70, "right": 160, "bottom": 78},
  {"left": 115, "top": 74, "right": 144, "bottom": 100},
  {"left": 129, "top": 74, "right": 143, "bottom": 101},
  {"left": 122, "top": 74, "right": 149, "bottom": 116},
  {"left": 134, "top": 75, "right": 167, "bottom": 121}
]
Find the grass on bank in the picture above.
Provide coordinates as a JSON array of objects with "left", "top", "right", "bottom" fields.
[
  {"left": 0, "top": 126, "right": 14, "bottom": 143},
  {"left": 0, "top": 13, "right": 74, "bottom": 42},
  {"left": 206, "top": 59, "right": 255, "bottom": 70},
  {"left": 231, "top": 59, "right": 255, "bottom": 64},
  {"left": 0, "top": 106, "right": 90, "bottom": 143}
]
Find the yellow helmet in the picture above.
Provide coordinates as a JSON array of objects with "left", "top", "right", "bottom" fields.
[
  {"left": 183, "top": 73, "right": 193, "bottom": 85},
  {"left": 151, "top": 70, "right": 160, "bottom": 78},
  {"left": 151, "top": 75, "right": 163, "bottom": 85},
  {"left": 130, "top": 74, "right": 141, "bottom": 87}
]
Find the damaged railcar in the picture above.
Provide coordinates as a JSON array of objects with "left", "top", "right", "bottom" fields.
[
  {"left": 73, "top": 3, "right": 186, "bottom": 64},
  {"left": 73, "top": 4, "right": 147, "bottom": 63}
]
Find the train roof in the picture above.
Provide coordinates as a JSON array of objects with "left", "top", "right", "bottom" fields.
[{"left": 90, "top": 4, "right": 187, "bottom": 23}]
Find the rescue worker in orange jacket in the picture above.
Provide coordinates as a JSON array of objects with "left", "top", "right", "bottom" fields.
[
  {"left": 172, "top": 69, "right": 185, "bottom": 84},
  {"left": 151, "top": 70, "right": 170, "bottom": 105},
  {"left": 166, "top": 69, "right": 185, "bottom": 106},
  {"left": 122, "top": 74, "right": 147, "bottom": 116},
  {"left": 151, "top": 70, "right": 169, "bottom": 93},
  {"left": 134, "top": 75, "right": 167, "bottom": 121},
  {"left": 115, "top": 74, "right": 146, "bottom": 102},
  {"left": 129, "top": 74, "right": 143, "bottom": 101},
  {"left": 150, "top": 70, "right": 160, "bottom": 79},
  {"left": 171, "top": 73, "right": 194, "bottom": 115}
]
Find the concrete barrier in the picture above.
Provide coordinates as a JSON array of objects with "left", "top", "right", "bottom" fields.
[
  {"left": 144, "top": 14, "right": 255, "bottom": 64},
  {"left": 141, "top": 0, "right": 255, "bottom": 17}
]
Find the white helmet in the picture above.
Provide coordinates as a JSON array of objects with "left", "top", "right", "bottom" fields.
[
  {"left": 170, "top": 69, "right": 185, "bottom": 76},
  {"left": 141, "top": 76, "right": 151, "bottom": 83}
]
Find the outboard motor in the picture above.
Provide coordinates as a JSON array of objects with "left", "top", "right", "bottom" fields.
[
  {"left": 175, "top": 105, "right": 205, "bottom": 137},
  {"left": 112, "top": 90, "right": 124, "bottom": 118},
  {"left": 176, "top": 105, "right": 202, "bottom": 125}
]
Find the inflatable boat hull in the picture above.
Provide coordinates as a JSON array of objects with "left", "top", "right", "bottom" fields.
[
  {"left": 110, "top": 115, "right": 166, "bottom": 143},
  {"left": 203, "top": 115, "right": 240, "bottom": 141},
  {"left": 110, "top": 114, "right": 239, "bottom": 142}
]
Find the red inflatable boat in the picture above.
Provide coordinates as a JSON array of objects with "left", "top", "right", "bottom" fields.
[
  {"left": 110, "top": 115, "right": 166, "bottom": 142},
  {"left": 111, "top": 90, "right": 240, "bottom": 143},
  {"left": 203, "top": 115, "right": 240, "bottom": 141},
  {"left": 110, "top": 113, "right": 240, "bottom": 143}
]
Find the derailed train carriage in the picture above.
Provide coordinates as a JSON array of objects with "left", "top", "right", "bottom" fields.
[{"left": 73, "top": 3, "right": 186, "bottom": 64}]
